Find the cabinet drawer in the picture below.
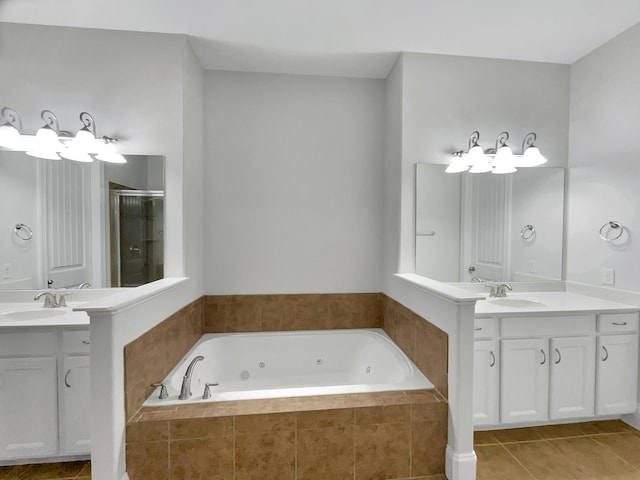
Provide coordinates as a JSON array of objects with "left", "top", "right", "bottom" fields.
[
  {"left": 598, "top": 313, "right": 639, "bottom": 333},
  {"left": 62, "top": 330, "right": 90, "bottom": 354},
  {"left": 0, "top": 331, "right": 58, "bottom": 356},
  {"left": 501, "top": 315, "right": 595, "bottom": 337},
  {"left": 475, "top": 318, "right": 499, "bottom": 338}
]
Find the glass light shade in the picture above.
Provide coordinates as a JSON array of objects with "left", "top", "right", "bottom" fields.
[
  {"left": 466, "top": 145, "right": 486, "bottom": 166},
  {"left": 74, "top": 127, "right": 95, "bottom": 148},
  {"left": 34, "top": 126, "right": 63, "bottom": 151},
  {"left": 445, "top": 157, "right": 469, "bottom": 173},
  {"left": 95, "top": 151, "right": 127, "bottom": 164},
  {"left": 491, "top": 163, "right": 517, "bottom": 174},
  {"left": 494, "top": 145, "right": 513, "bottom": 162},
  {"left": 469, "top": 160, "right": 493, "bottom": 173},
  {"left": 26, "top": 150, "right": 61, "bottom": 160},
  {"left": 0, "top": 124, "right": 20, "bottom": 148},
  {"left": 60, "top": 148, "right": 93, "bottom": 162},
  {"left": 519, "top": 146, "right": 547, "bottom": 167}
]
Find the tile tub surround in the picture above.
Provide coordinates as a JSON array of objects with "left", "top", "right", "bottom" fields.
[
  {"left": 203, "top": 293, "right": 384, "bottom": 332},
  {"left": 126, "top": 390, "right": 447, "bottom": 480},
  {"left": 124, "top": 297, "right": 204, "bottom": 420},
  {"left": 383, "top": 296, "right": 449, "bottom": 398}
]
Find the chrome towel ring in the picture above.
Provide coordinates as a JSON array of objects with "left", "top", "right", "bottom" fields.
[
  {"left": 520, "top": 224, "right": 535, "bottom": 240},
  {"left": 599, "top": 221, "right": 623, "bottom": 242},
  {"left": 14, "top": 223, "right": 33, "bottom": 241}
]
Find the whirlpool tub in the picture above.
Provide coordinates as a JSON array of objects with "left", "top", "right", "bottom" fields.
[{"left": 144, "top": 328, "right": 433, "bottom": 406}]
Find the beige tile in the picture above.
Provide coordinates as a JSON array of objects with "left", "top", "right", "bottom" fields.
[
  {"left": 294, "top": 295, "right": 330, "bottom": 330},
  {"left": 169, "top": 416, "right": 233, "bottom": 439},
  {"left": 578, "top": 419, "right": 633, "bottom": 435},
  {"left": 235, "top": 412, "right": 296, "bottom": 434},
  {"left": 259, "top": 295, "right": 297, "bottom": 331},
  {"left": 355, "top": 405, "right": 411, "bottom": 425},
  {"left": 235, "top": 431, "right": 296, "bottom": 480},
  {"left": 126, "top": 421, "right": 169, "bottom": 443},
  {"left": 78, "top": 461, "right": 91, "bottom": 477},
  {"left": 0, "top": 464, "right": 33, "bottom": 480},
  {"left": 125, "top": 441, "right": 169, "bottom": 480},
  {"left": 474, "top": 430, "right": 501, "bottom": 446},
  {"left": 169, "top": 436, "right": 234, "bottom": 480},
  {"left": 531, "top": 423, "right": 589, "bottom": 440},
  {"left": 492, "top": 427, "right": 543, "bottom": 443},
  {"left": 16, "top": 461, "right": 86, "bottom": 480},
  {"left": 225, "top": 298, "right": 261, "bottom": 332},
  {"left": 549, "top": 436, "right": 639, "bottom": 478},
  {"left": 505, "top": 440, "right": 585, "bottom": 479},
  {"left": 475, "top": 444, "right": 535, "bottom": 480},
  {"left": 591, "top": 432, "right": 640, "bottom": 469},
  {"left": 411, "top": 402, "right": 447, "bottom": 422},
  {"left": 355, "top": 423, "right": 411, "bottom": 480},
  {"left": 297, "top": 408, "right": 354, "bottom": 429},
  {"left": 297, "top": 426, "right": 355, "bottom": 480},
  {"left": 411, "top": 419, "right": 447, "bottom": 476}
]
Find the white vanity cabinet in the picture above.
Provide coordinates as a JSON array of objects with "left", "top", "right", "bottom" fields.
[
  {"left": 596, "top": 313, "right": 639, "bottom": 415},
  {"left": 473, "top": 310, "right": 638, "bottom": 427},
  {"left": 0, "top": 327, "right": 90, "bottom": 462}
]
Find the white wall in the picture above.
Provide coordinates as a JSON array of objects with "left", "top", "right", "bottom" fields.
[
  {"left": 203, "top": 71, "right": 384, "bottom": 294},
  {"left": 567, "top": 22, "right": 640, "bottom": 291}
]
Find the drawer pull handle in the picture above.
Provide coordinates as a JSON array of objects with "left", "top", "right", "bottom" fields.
[
  {"left": 602, "top": 346, "right": 609, "bottom": 362},
  {"left": 475, "top": 327, "right": 482, "bottom": 331},
  {"left": 81, "top": 340, "right": 90, "bottom": 345},
  {"left": 612, "top": 322, "right": 627, "bottom": 326},
  {"left": 489, "top": 351, "right": 495, "bottom": 367},
  {"left": 540, "top": 349, "right": 546, "bottom": 365},
  {"left": 64, "top": 369, "right": 71, "bottom": 388},
  {"left": 555, "top": 348, "right": 561, "bottom": 364}
]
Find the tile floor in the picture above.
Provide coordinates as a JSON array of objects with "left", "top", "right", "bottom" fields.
[
  {"left": 475, "top": 420, "right": 640, "bottom": 480},
  {"left": 0, "top": 460, "right": 90, "bottom": 480},
  {"left": 1, "top": 420, "right": 637, "bottom": 480}
]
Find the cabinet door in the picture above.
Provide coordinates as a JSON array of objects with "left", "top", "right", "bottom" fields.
[
  {"left": 61, "top": 356, "right": 91, "bottom": 454},
  {"left": 501, "top": 338, "right": 549, "bottom": 423},
  {"left": 0, "top": 357, "right": 58, "bottom": 459},
  {"left": 596, "top": 334, "right": 639, "bottom": 415},
  {"left": 473, "top": 340, "right": 500, "bottom": 425},
  {"left": 549, "top": 336, "right": 595, "bottom": 419}
]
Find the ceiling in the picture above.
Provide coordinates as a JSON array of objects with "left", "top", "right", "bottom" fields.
[{"left": 2, "top": 0, "right": 640, "bottom": 78}]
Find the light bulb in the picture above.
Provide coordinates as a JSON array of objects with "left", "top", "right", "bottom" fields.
[
  {"left": 0, "top": 124, "right": 19, "bottom": 148},
  {"left": 519, "top": 146, "right": 547, "bottom": 167}
]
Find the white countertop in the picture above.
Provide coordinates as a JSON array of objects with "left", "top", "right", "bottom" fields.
[
  {"left": 475, "top": 291, "right": 639, "bottom": 317},
  {"left": 0, "top": 302, "right": 89, "bottom": 328}
]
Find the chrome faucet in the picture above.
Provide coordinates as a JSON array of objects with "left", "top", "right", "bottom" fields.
[
  {"left": 489, "top": 283, "right": 512, "bottom": 298},
  {"left": 34, "top": 291, "right": 70, "bottom": 308},
  {"left": 179, "top": 355, "right": 204, "bottom": 400},
  {"left": 77, "top": 282, "right": 92, "bottom": 289}
]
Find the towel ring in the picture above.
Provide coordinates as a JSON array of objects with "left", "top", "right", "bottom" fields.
[
  {"left": 14, "top": 223, "right": 33, "bottom": 241},
  {"left": 520, "top": 224, "right": 535, "bottom": 240},
  {"left": 599, "top": 221, "right": 623, "bottom": 241}
]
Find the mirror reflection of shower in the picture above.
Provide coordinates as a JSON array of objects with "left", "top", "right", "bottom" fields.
[{"left": 110, "top": 189, "right": 164, "bottom": 287}]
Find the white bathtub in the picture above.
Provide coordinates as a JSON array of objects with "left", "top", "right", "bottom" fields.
[{"left": 144, "top": 328, "right": 434, "bottom": 406}]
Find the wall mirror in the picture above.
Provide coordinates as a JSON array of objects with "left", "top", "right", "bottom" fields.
[
  {"left": 0, "top": 150, "right": 165, "bottom": 290},
  {"left": 416, "top": 163, "right": 565, "bottom": 283}
]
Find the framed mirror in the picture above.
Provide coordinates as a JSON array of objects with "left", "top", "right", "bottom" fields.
[
  {"left": 416, "top": 164, "right": 565, "bottom": 283},
  {"left": 0, "top": 150, "right": 164, "bottom": 290}
]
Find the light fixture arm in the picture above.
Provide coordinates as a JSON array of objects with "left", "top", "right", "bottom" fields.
[
  {"left": 41, "top": 110, "right": 60, "bottom": 135},
  {"left": 1, "top": 107, "right": 23, "bottom": 133},
  {"left": 468, "top": 131, "right": 480, "bottom": 150},
  {"left": 79, "top": 111, "right": 96, "bottom": 137},
  {"left": 494, "top": 131, "right": 509, "bottom": 150},
  {"left": 521, "top": 132, "right": 537, "bottom": 152}
]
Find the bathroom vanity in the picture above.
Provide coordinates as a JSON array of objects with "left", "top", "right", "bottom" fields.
[
  {"left": 0, "top": 303, "right": 90, "bottom": 463},
  {"left": 472, "top": 291, "right": 639, "bottom": 428}
]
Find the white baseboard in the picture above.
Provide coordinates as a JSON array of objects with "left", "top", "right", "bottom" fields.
[
  {"left": 446, "top": 445, "right": 477, "bottom": 480},
  {"left": 621, "top": 404, "right": 640, "bottom": 431}
]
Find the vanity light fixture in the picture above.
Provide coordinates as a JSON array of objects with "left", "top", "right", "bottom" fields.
[
  {"left": 447, "top": 130, "right": 547, "bottom": 174},
  {"left": 0, "top": 106, "right": 127, "bottom": 164}
]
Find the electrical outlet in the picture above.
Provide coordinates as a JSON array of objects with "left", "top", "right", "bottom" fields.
[
  {"left": 1, "top": 263, "right": 11, "bottom": 279},
  {"left": 528, "top": 260, "right": 537, "bottom": 274},
  {"left": 602, "top": 267, "right": 615, "bottom": 286}
]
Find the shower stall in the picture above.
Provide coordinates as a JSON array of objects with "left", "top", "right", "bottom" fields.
[{"left": 110, "top": 190, "right": 164, "bottom": 287}]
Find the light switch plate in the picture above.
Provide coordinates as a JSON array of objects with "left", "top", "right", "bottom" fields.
[{"left": 602, "top": 267, "right": 615, "bottom": 286}]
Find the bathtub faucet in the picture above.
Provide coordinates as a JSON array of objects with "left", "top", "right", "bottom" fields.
[{"left": 179, "top": 355, "right": 204, "bottom": 400}]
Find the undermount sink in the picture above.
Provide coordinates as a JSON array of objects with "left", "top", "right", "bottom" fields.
[
  {"left": 0, "top": 309, "right": 68, "bottom": 321},
  {"left": 486, "top": 297, "right": 546, "bottom": 308}
]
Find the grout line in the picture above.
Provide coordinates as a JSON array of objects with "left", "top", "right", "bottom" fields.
[
  {"left": 499, "top": 443, "right": 540, "bottom": 480},
  {"left": 587, "top": 434, "right": 640, "bottom": 472}
]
